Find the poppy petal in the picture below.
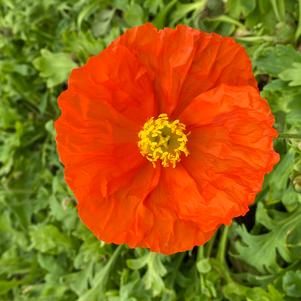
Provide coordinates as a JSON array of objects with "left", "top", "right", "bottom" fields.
[
  {"left": 77, "top": 163, "right": 161, "bottom": 248},
  {"left": 68, "top": 44, "right": 156, "bottom": 123},
  {"left": 114, "top": 23, "right": 256, "bottom": 116},
  {"left": 179, "top": 84, "right": 279, "bottom": 222},
  {"left": 56, "top": 90, "right": 144, "bottom": 201},
  {"left": 55, "top": 44, "right": 157, "bottom": 201},
  {"left": 141, "top": 165, "right": 216, "bottom": 254},
  {"left": 175, "top": 32, "right": 258, "bottom": 114},
  {"left": 114, "top": 24, "right": 201, "bottom": 115}
]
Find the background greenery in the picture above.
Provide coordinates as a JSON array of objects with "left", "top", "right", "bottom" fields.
[{"left": 1, "top": 0, "right": 301, "bottom": 300}]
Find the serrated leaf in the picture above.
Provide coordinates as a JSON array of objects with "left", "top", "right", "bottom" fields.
[
  {"left": 223, "top": 282, "right": 284, "bottom": 301},
  {"left": 279, "top": 63, "right": 301, "bottom": 86},
  {"left": 128, "top": 252, "right": 167, "bottom": 296},
  {"left": 29, "top": 224, "right": 73, "bottom": 254},
  {"left": 282, "top": 270, "right": 301, "bottom": 297},
  {"left": 33, "top": 49, "right": 77, "bottom": 88},
  {"left": 144, "top": 0, "right": 164, "bottom": 14},
  {"left": 124, "top": 3, "right": 144, "bottom": 26},
  {"left": 232, "top": 203, "right": 301, "bottom": 273},
  {"left": 78, "top": 245, "right": 123, "bottom": 301},
  {"left": 226, "top": 0, "right": 256, "bottom": 18},
  {"left": 268, "top": 150, "right": 295, "bottom": 190},
  {"left": 169, "top": 1, "right": 207, "bottom": 26},
  {"left": 0, "top": 280, "right": 22, "bottom": 295},
  {"left": 254, "top": 45, "right": 301, "bottom": 76}
]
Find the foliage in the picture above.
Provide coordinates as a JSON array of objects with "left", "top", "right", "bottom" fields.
[{"left": 1, "top": 0, "right": 301, "bottom": 300}]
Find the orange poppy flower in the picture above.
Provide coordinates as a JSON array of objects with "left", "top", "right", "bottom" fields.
[{"left": 55, "top": 23, "right": 279, "bottom": 254}]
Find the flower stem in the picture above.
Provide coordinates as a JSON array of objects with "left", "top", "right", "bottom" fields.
[
  {"left": 295, "top": 0, "right": 301, "bottom": 41},
  {"left": 197, "top": 245, "right": 204, "bottom": 261},
  {"left": 278, "top": 133, "right": 301, "bottom": 139},
  {"left": 215, "top": 226, "right": 233, "bottom": 283},
  {"left": 216, "top": 226, "right": 229, "bottom": 265},
  {"left": 204, "top": 232, "right": 216, "bottom": 258}
]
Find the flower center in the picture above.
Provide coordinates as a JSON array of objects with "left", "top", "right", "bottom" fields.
[{"left": 138, "top": 113, "right": 189, "bottom": 168}]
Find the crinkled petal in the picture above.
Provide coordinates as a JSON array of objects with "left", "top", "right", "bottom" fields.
[
  {"left": 113, "top": 23, "right": 256, "bottom": 116},
  {"left": 77, "top": 163, "right": 161, "bottom": 248},
  {"left": 56, "top": 90, "right": 144, "bottom": 200},
  {"left": 178, "top": 84, "right": 279, "bottom": 223},
  {"left": 175, "top": 32, "right": 257, "bottom": 114},
  {"left": 140, "top": 165, "right": 217, "bottom": 254},
  {"left": 68, "top": 44, "right": 156, "bottom": 123},
  {"left": 55, "top": 44, "right": 157, "bottom": 201}
]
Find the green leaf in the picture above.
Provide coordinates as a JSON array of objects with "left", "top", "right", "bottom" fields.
[
  {"left": 232, "top": 203, "right": 301, "bottom": 273},
  {"left": 282, "top": 270, "right": 301, "bottom": 297},
  {"left": 33, "top": 49, "right": 77, "bottom": 88},
  {"left": 223, "top": 283, "right": 284, "bottom": 301},
  {"left": 197, "top": 258, "right": 211, "bottom": 274},
  {"left": 226, "top": 0, "right": 256, "bottom": 18},
  {"left": 78, "top": 245, "right": 123, "bottom": 301},
  {"left": 92, "top": 9, "right": 115, "bottom": 37},
  {"left": 144, "top": 0, "right": 164, "bottom": 15},
  {"left": 37, "top": 253, "right": 66, "bottom": 275},
  {"left": 261, "top": 79, "right": 301, "bottom": 127},
  {"left": 0, "top": 280, "right": 21, "bottom": 295},
  {"left": 268, "top": 150, "right": 295, "bottom": 191},
  {"left": 254, "top": 45, "right": 301, "bottom": 76},
  {"left": 169, "top": 1, "right": 207, "bottom": 26},
  {"left": 124, "top": 3, "right": 144, "bottom": 26},
  {"left": 152, "top": 0, "right": 177, "bottom": 29},
  {"left": 77, "top": 0, "right": 103, "bottom": 29},
  {"left": 128, "top": 252, "right": 167, "bottom": 296},
  {"left": 279, "top": 63, "right": 301, "bottom": 86},
  {"left": 29, "top": 224, "right": 73, "bottom": 255},
  {"left": 62, "top": 263, "right": 94, "bottom": 296},
  {"left": 143, "top": 253, "right": 167, "bottom": 296}
]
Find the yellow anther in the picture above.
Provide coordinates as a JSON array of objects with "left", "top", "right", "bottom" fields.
[{"left": 138, "top": 113, "right": 189, "bottom": 168}]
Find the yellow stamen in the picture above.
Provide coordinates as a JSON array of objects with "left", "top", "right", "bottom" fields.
[{"left": 138, "top": 113, "right": 189, "bottom": 168}]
